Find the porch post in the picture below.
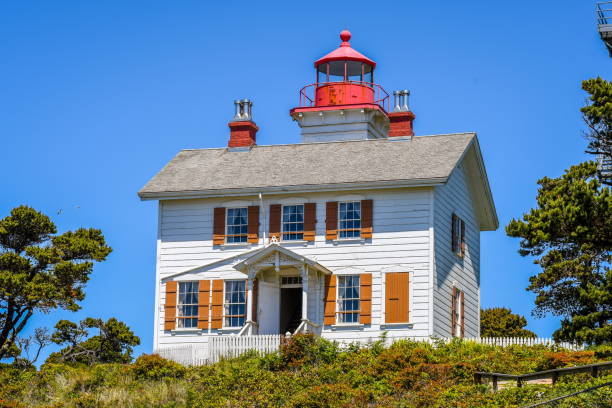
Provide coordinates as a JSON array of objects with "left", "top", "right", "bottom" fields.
[
  {"left": 301, "top": 264, "right": 309, "bottom": 324},
  {"left": 246, "top": 267, "right": 254, "bottom": 334}
]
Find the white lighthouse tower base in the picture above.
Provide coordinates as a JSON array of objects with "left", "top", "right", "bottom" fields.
[{"left": 293, "top": 107, "right": 390, "bottom": 143}]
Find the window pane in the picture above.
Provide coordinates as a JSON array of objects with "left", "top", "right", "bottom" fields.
[
  {"left": 224, "top": 280, "right": 246, "bottom": 327},
  {"left": 337, "top": 275, "right": 360, "bottom": 323},
  {"left": 177, "top": 282, "right": 199, "bottom": 328},
  {"left": 282, "top": 205, "right": 304, "bottom": 241},
  {"left": 338, "top": 202, "right": 361, "bottom": 239},
  {"left": 226, "top": 208, "right": 248, "bottom": 243}
]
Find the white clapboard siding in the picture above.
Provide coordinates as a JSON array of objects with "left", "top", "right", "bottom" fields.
[
  {"left": 433, "top": 163, "right": 481, "bottom": 338},
  {"left": 155, "top": 188, "right": 435, "bottom": 351}
]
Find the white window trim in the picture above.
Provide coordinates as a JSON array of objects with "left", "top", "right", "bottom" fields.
[
  {"left": 281, "top": 203, "right": 305, "bottom": 242},
  {"left": 225, "top": 207, "right": 249, "bottom": 245},
  {"left": 176, "top": 281, "right": 199, "bottom": 330},
  {"left": 337, "top": 201, "right": 362, "bottom": 240},
  {"left": 222, "top": 279, "right": 247, "bottom": 329},
  {"left": 336, "top": 274, "right": 361, "bottom": 324},
  {"left": 452, "top": 285, "right": 463, "bottom": 338}
]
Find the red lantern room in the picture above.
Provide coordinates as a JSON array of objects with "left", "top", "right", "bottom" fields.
[
  {"left": 313, "top": 30, "right": 378, "bottom": 107},
  {"left": 292, "top": 30, "right": 388, "bottom": 113},
  {"left": 291, "top": 30, "right": 413, "bottom": 143}
]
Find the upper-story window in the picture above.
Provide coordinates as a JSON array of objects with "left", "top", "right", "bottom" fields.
[
  {"left": 177, "top": 282, "right": 198, "bottom": 329},
  {"left": 337, "top": 275, "right": 360, "bottom": 323},
  {"left": 338, "top": 201, "right": 361, "bottom": 239},
  {"left": 224, "top": 280, "right": 246, "bottom": 328},
  {"left": 226, "top": 208, "right": 248, "bottom": 244},
  {"left": 451, "top": 213, "right": 466, "bottom": 257},
  {"left": 282, "top": 204, "right": 304, "bottom": 241}
]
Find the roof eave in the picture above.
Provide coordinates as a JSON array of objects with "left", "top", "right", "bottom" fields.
[{"left": 138, "top": 177, "right": 447, "bottom": 201}]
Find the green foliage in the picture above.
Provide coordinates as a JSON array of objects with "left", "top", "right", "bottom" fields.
[
  {"left": 506, "top": 162, "right": 612, "bottom": 344},
  {"left": 480, "top": 307, "right": 537, "bottom": 338},
  {"left": 1, "top": 338, "right": 610, "bottom": 407},
  {"left": 581, "top": 78, "right": 612, "bottom": 185},
  {"left": 0, "top": 206, "right": 112, "bottom": 360},
  {"left": 45, "top": 317, "right": 140, "bottom": 365},
  {"left": 131, "top": 354, "right": 186, "bottom": 380}
]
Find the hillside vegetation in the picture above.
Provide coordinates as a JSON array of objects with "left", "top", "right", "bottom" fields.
[{"left": 1, "top": 335, "right": 610, "bottom": 408}]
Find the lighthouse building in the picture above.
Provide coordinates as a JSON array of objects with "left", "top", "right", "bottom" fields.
[{"left": 139, "top": 31, "right": 498, "bottom": 354}]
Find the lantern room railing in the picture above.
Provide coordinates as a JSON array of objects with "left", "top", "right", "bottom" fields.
[{"left": 298, "top": 81, "right": 390, "bottom": 112}]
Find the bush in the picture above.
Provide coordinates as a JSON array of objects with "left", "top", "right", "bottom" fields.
[
  {"left": 0, "top": 339, "right": 610, "bottom": 407},
  {"left": 130, "top": 354, "right": 186, "bottom": 380},
  {"left": 279, "top": 334, "right": 339, "bottom": 368}
]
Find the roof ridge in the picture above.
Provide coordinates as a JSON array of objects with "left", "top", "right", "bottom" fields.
[{"left": 179, "top": 132, "right": 476, "bottom": 152}]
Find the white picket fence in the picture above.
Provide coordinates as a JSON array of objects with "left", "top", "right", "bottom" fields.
[
  {"left": 466, "top": 337, "right": 582, "bottom": 350},
  {"left": 155, "top": 334, "right": 282, "bottom": 366},
  {"left": 154, "top": 336, "right": 583, "bottom": 366}
]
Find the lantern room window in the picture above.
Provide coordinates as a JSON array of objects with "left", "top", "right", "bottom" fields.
[{"left": 316, "top": 61, "right": 373, "bottom": 84}]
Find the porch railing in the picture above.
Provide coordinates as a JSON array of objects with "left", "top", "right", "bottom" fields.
[{"left": 154, "top": 336, "right": 584, "bottom": 366}]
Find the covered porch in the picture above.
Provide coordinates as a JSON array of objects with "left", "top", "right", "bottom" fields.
[{"left": 234, "top": 244, "right": 331, "bottom": 336}]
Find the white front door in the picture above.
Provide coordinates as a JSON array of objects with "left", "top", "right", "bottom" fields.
[{"left": 257, "top": 281, "right": 280, "bottom": 334}]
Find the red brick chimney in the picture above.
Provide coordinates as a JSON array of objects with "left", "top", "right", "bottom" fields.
[
  {"left": 228, "top": 99, "right": 258, "bottom": 148},
  {"left": 388, "top": 90, "right": 415, "bottom": 138}
]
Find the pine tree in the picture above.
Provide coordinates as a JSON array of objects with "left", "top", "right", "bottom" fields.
[
  {"left": 581, "top": 78, "right": 612, "bottom": 185},
  {"left": 480, "top": 308, "right": 536, "bottom": 338},
  {"left": 0, "top": 206, "right": 111, "bottom": 359},
  {"left": 506, "top": 162, "right": 611, "bottom": 344}
]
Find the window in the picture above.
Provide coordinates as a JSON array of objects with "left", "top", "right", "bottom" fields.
[
  {"left": 338, "top": 202, "right": 361, "bottom": 239},
  {"left": 226, "top": 208, "right": 248, "bottom": 244},
  {"left": 282, "top": 205, "right": 304, "bottom": 241},
  {"left": 451, "top": 213, "right": 465, "bottom": 257},
  {"left": 452, "top": 288, "right": 463, "bottom": 337},
  {"left": 224, "top": 280, "right": 246, "bottom": 327},
  {"left": 177, "top": 282, "right": 198, "bottom": 329},
  {"left": 337, "top": 275, "right": 360, "bottom": 323},
  {"left": 280, "top": 276, "right": 302, "bottom": 287}
]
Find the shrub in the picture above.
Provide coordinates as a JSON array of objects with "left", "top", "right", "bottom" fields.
[
  {"left": 130, "top": 354, "right": 186, "bottom": 380},
  {"left": 279, "top": 334, "right": 339, "bottom": 368},
  {"left": 539, "top": 351, "right": 596, "bottom": 370}
]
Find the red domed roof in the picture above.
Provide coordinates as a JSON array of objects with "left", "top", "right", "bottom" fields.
[{"left": 314, "top": 30, "right": 376, "bottom": 68}]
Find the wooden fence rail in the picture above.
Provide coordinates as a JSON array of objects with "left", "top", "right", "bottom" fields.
[{"left": 475, "top": 361, "right": 612, "bottom": 392}]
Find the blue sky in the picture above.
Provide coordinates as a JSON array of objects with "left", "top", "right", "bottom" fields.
[{"left": 1, "top": 1, "right": 610, "bottom": 361}]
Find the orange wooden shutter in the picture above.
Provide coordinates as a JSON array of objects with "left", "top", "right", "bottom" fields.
[
  {"left": 385, "top": 272, "right": 409, "bottom": 323},
  {"left": 460, "top": 219, "right": 466, "bottom": 257},
  {"left": 361, "top": 199, "right": 373, "bottom": 239},
  {"left": 269, "top": 204, "right": 281, "bottom": 241},
  {"left": 247, "top": 205, "right": 260, "bottom": 244},
  {"left": 325, "top": 201, "right": 338, "bottom": 240},
  {"left": 460, "top": 290, "right": 465, "bottom": 338},
  {"left": 164, "top": 281, "right": 177, "bottom": 331},
  {"left": 303, "top": 203, "right": 316, "bottom": 242},
  {"left": 323, "top": 275, "right": 337, "bottom": 325},
  {"left": 211, "top": 280, "right": 224, "bottom": 329},
  {"left": 213, "top": 207, "right": 226, "bottom": 245},
  {"left": 360, "top": 273, "right": 372, "bottom": 324},
  {"left": 197, "top": 280, "right": 211, "bottom": 329},
  {"left": 252, "top": 279, "right": 258, "bottom": 323},
  {"left": 451, "top": 287, "right": 457, "bottom": 337}
]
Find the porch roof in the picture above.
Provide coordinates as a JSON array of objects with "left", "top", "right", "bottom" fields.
[{"left": 234, "top": 244, "right": 332, "bottom": 275}]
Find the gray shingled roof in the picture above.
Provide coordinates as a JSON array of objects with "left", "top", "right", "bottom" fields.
[{"left": 138, "top": 133, "right": 475, "bottom": 199}]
